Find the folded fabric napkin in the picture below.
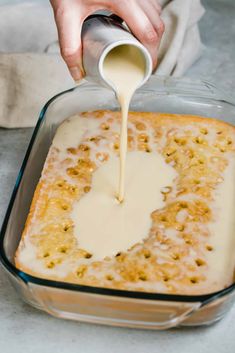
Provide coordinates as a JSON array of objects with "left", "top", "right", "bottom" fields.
[{"left": 0, "top": 0, "right": 205, "bottom": 128}]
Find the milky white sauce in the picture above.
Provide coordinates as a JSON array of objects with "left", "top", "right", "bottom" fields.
[
  {"left": 72, "top": 151, "right": 176, "bottom": 260},
  {"left": 53, "top": 115, "right": 100, "bottom": 151}
]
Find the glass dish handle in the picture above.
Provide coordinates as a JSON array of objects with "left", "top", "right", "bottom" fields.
[{"left": 150, "top": 302, "right": 202, "bottom": 329}]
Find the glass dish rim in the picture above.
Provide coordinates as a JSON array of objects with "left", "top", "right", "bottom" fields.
[{"left": 1, "top": 76, "right": 235, "bottom": 306}]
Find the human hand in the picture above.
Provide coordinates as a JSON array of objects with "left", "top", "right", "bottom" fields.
[{"left": 50, "top": 0, "right": 164, "bottom": 81}]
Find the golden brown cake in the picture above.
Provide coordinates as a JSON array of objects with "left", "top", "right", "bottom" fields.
[{"left": 15, "top": 111, "right": 235, "bottom": 294}]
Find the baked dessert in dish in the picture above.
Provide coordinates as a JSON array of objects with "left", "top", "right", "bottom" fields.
[{"left": 15, "top": 111, "right": 235, "bottom": 294}]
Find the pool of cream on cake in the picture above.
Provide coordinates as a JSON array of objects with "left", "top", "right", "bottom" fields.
[{"left": 71, "top": 151, "right": 177, "bottom": 260}]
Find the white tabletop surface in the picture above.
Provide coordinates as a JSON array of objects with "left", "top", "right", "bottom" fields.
[{"left": 1, "top": 0, "right": 235, "bottom": 352}]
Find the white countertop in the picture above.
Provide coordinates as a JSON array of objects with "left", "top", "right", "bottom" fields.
[{"left": 1, "top": 0, "right": 235, "bottom": 352}]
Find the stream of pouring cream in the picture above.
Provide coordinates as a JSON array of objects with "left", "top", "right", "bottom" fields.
[{"left": 103, "top": 45, "right": 146, "bottom": 202}]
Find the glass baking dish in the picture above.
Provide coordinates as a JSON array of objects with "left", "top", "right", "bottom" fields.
[{"left": 1, "top": 76, "right": 235, "bottom": 329}]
